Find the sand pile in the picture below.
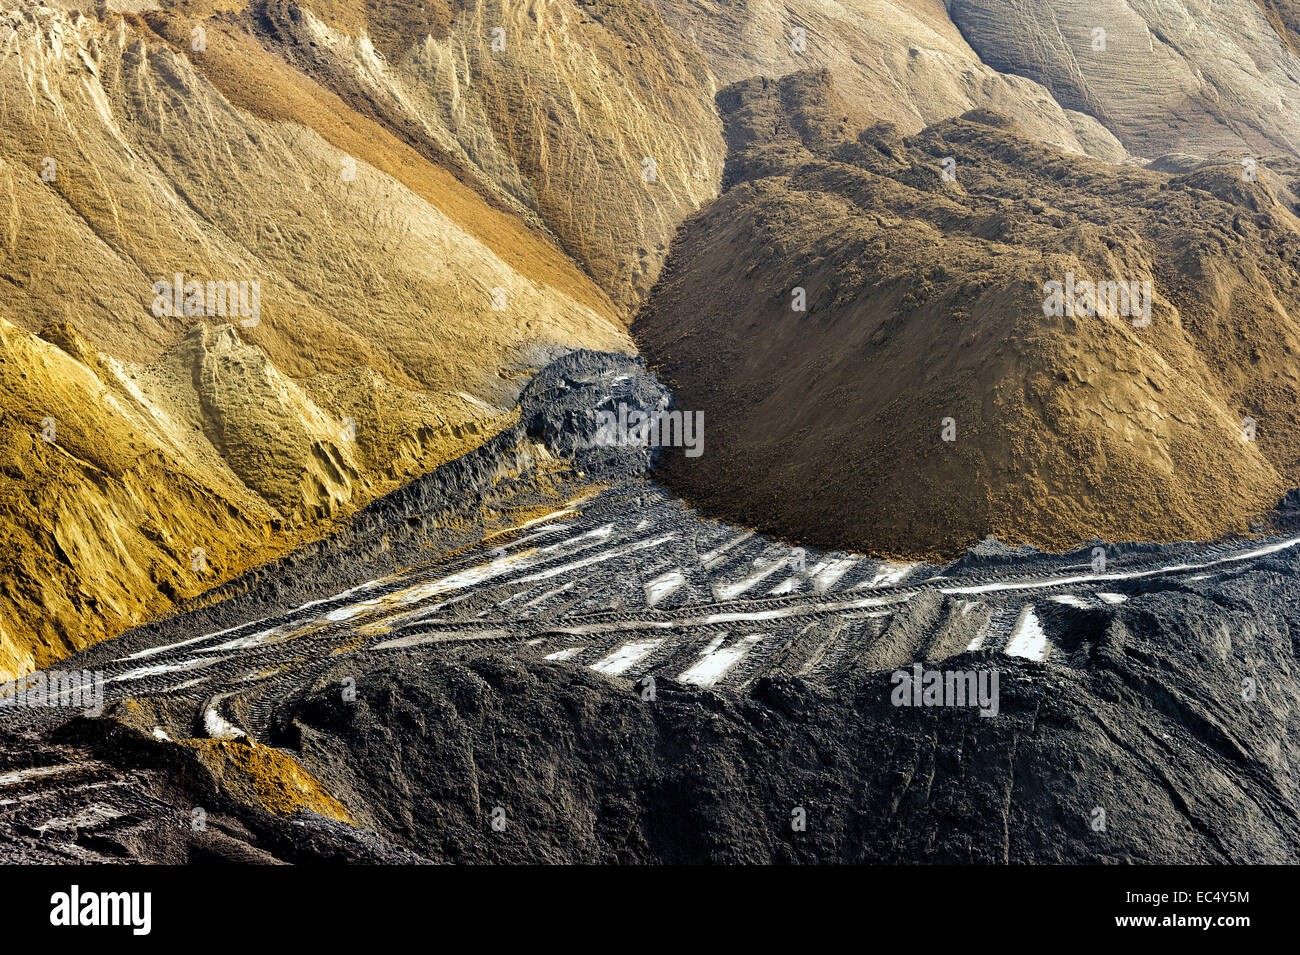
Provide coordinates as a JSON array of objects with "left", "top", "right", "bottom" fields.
[{"left": 636, "top": 70, "right": 1300, "bottom": 557}]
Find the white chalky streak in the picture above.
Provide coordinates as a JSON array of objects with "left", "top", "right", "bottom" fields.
[
  {"left": 589, "top": 640, "right": 663, "bottom": 676},
  {"left": 1004, "top": 606, "right": 1049, "bottom": 661},
  {"left": 678, "top": 635, "right": 764, "bottom": 686},
  {"left": 644, "top": 570, "right": 686, "bottom": 607}
]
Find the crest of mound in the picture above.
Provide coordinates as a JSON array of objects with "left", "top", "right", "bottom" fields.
[
  {"left": 635, "top": 72, "right": 1300, "bottom": 557},
  {"left": 647, "top": 0, "right": 1126, "bottom": 161}
]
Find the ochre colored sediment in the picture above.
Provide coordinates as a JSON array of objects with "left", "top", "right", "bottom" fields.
[
  {"left": 1257, "top": 0, "right": 1300, "bottom": 54},
  {"left": 137, "top": 10, "right": 619, "bottom": 324},
  {"left": 181, "top": 737, "right": 352, "bottom": 822},
  {"left": 0, "top": 319, "right": 516, "bottom": 681}
]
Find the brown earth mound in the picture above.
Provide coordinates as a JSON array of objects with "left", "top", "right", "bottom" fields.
[{"left": 635, "top": 71, "right": 1300, "bottom": 558}]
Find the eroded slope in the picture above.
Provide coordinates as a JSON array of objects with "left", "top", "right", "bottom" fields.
[
  {"left": 0, "top": 319, "right": 512, "bottom": 680},
  {"left": 224, "top": 0, "right": 727, "bottom": 312},
  {"left": 949, "top": 0, "right": 1300, "bottom": 160},
  {"left": 0, "top": 1, "right": 629, "bottom": 392},
  {"left": 647, "top": 0, "right": 1128, "bottom": 161}
]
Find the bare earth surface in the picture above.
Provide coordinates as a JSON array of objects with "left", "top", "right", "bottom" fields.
[
  {"left": 636, "top": 71, "right": 1300, "bottom": 557},
  {"left": 4, "top": 0, "right": 1300, "bottom": 867}
]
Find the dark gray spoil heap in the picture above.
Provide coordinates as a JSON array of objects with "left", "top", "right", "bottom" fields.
[
  {"left": 259, "top": 540, "right": 1300, "bottom": 863},
  {"left": 9, "top": 541, "right": 1298, "bottom": 864}
]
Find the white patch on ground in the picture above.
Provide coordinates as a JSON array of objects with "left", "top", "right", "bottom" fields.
[
  {"left": 701, "top": 608, "right": 792, "bottom": 625},
  {"left": 110, "top": 656, "right": 227, "bottom": 682},
  {"left": 713, "top": 556, "right": 789, "bottom": 600},
  {"left": 0, "top": 765, "right": 77, "bottom": 787},
  {"left": 202, "top": 698, "right": 246, "bottom": 740},
  {"left": 859, "top": 562, "right": 917, "bottom": 588},
  {"left": 152, "top": 727, "right": 171, "bottom": 741},
  {"left": 1050, "top": 594, "right": 1091, "bottom": 608},
  {"left": 1096, "top": 592, "right": 1128, "bottom": 604},
  {"left": 522, "top": 581, "right": 575, "bottom": 610},
  {"left": 533, "top": 524, "right": 617, "bottom": 560},
  {"left": 326, "top": 548, "right": 535, "bottom": 621},
  {"left": 502, "top": 524, "right": 572, "bottom": 550},
  {"left": 942, "top": 534, "right": 1300, "bottom": 596},
  {"left": 839, "top": 594, "right": 909, "bottom": 611},
  {"left": 122, "top": 621, "right": 259, "bottom": 660},
  {"left": 1004, "top": 606, "right": 1049, "bottom": 661},
  {"left": 700, "top": 531, "right": 753, "bottom": 569},
  {"left": 498, "top": 586, "right": 538, "bottom": 607},
  {"left": 505, "top": 506, "right": 581, "bottom": 533},
  {"left": 644, "top": 570, "right": 686, "bottom": 607},
  {"left": 203, "top": 624, "right": 298, "bottom": 652},
  {"left": 126, "top": 580, "right": 389, "bottom": 663},
  {"left": 678, "top": 634, "right": 763, "bottom": 687},
  {"left": 291, "top": 578, "right": 383, "bottom": 613},
  {"left": 810, "top": 557, "right": 857, "bottom": 593},
  {"left": 769, "top": 554, "right": 845, "bottom": 595},
  {"left": 1211, "top": 535, "right": 1300, "bottom": 564},
  {"left": 768, "top": 575, "right": 801, "bottom": 595},
  {"left": 165, "top": 678, "right": 207, "bottom": 692},
  {"left": 544, "top": 646, "right": 583, "bottom": 661},
  {"left": 589, "top": 639, "right": 663, "bottom": 676},
  {"left": 517, "top": 533, "right": 676, "bottom": 584},
  {"left": 36, "top": 804, "right": 132, "bottom": 833}
]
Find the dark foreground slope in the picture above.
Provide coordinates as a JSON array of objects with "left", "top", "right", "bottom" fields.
[
  {"left": 272, "top": 587, "right": 1300, "bottom": 865},
  {"left": 5, "top": 567, "right": 1300, "bottom": 865},
  {"left": 2, "top": 352, "right": 1298, "bottom": 864}
]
